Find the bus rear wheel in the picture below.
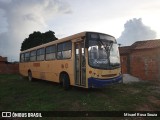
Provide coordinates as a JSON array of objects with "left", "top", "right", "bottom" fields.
[
  {"left": 28, "top": 71, "right": 32, "bottom": 82},
  {"left": 61, "top": 74, "right": 70, "bottom": 90}
]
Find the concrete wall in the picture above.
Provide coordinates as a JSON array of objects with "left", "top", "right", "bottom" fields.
[
  {"left": 120, "top": 55, "right": 129, "bottom": 74},
  {"left": 130, "top": 48, "right": 160, "bottom": 81},
  {"left": 0, "top": 63, "right": 19, "bottom": 74},
  {"left": 120, "top": 48, "right": 160, "bottom": 81}
]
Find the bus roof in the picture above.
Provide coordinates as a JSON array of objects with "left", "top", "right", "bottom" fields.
[
  {"left": 20, "top": 31, "right": 114, "bottom": 53},
  {"left": 21, "top": 31, "right": 87, "bottom": 53}
]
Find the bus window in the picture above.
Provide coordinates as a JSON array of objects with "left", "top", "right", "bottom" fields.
[
  {"left": 30, "top": 50, "right": 36, "bottom": 62},
  {"left": 20, "top": 53, "right": 25, "bottom": 62},
  {"left": 46, "top": 45, "right": 56, "bottom": 60},
  {"left": 37, "top": 48, "right": 45, "bottom": 61},
  {"left": 25, "top": 52, "right": 30, "bottom": 62},
  {"left": 57, "top": 41, "right": 72, "bottom": 59}
]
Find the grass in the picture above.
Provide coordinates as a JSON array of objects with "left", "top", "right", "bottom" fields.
[{"left": 0, "top": 74, "right": 160, "bottom": 120}]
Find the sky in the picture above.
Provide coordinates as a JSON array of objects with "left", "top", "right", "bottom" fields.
[{"left": 0, "top": 0, "right": 160, "bottom": 61}]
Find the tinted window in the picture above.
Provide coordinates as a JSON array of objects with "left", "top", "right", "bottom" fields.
[
  {"left": 37, "top": 48, "right": 45, "bottom": 55},
  {"left": 25, "top": 52, "right": 30, "bottom": 62},
  {"left": 57, "top": 41, "right": 72, "bottom": 59},
  {"left": 37, "top": 48, "right": 45, "bottom": 61},
  {"left": 46, "top": 45, "right": 56, "bottom": 54},
  {"left": 90, "top": 33, "right": 99, "bottom": 39},
  {"left": 46, "top": 45, "right": 56, "bottom": 60},
  {"left": 30, "top": 50, "right": 36, "bottom": 61}
]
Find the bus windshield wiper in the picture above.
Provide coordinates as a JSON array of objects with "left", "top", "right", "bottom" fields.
[{"left": 98, "top": 39, "right": 113, "bottom": 67}]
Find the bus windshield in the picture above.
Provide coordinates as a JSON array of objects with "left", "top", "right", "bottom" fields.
[{"left": 88, "top": 35, "right": 120, "bottom": 69}]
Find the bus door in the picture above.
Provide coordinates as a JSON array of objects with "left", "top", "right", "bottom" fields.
[{"left": 75, "top": 42, "right": 86, "bottom": 86}]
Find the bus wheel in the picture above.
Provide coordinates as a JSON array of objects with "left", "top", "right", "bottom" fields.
[
  {"left": 28, "top": 71, "right": 32, "bottom": 82},
  {"left": 62, "top": 74, "right": 70, "bottom": 90}
]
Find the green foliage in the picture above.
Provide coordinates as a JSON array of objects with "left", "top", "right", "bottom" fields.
[
  {"left": 1, "top": 74, "right": 160, "bottom": 113},
  {"left": 1, "top": 74, "right": 160, "bottom": 120},
  {"left": 21, "top": 30, "right": 58, "bottom": 51}
]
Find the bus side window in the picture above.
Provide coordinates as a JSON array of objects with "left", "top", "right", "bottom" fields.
[
  {"left": 57, "top": 41, "right": 72, "bottom": 59},
  {"left": 57, "top": 43, "right": 63, "bottom": 59},
  {"left": 25, "top": 52, "right": 30, "bottom": 62},
  {"left": 37, "top": 48, "right": 45, "bottom": 61},
  {"left": 30, "top": 50, "right": 36, "bottom": 61},
  {"left": 57, "top": 52, "right": 63, "bottom": 59},
  {"left": 46, "top": 45, "right": 56, "bottom": 60},
  {"left": 20, "top": 53, "right": 25, "bottom": 62}
]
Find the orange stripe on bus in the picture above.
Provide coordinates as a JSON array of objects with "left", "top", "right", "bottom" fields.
[{"left": 33, "top": 63, "right": 40, "bottom": 67}]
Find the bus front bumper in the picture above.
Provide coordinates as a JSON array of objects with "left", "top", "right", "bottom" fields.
[{"left": 88, "top": 75, "right": 123, "bottom": 88}]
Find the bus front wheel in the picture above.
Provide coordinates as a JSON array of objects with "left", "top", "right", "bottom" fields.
[{"left": 61, "top": 74, "right": 70, "bottom": 90}]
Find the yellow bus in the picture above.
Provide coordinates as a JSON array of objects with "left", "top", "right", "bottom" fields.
[{"left": 19, "top": 31, "right": 122, "bottom": 89}]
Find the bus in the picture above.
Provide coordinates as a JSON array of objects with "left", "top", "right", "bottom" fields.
[{"left": 19, "top": 31, "right": 122, "bottom": 89}]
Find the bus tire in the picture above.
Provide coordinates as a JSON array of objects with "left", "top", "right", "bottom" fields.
[
  {"left": 28, "top": 71, "right": 32, "bottom": 82},
  {"left": 62, "top": 74, "right": 70, "bottom": 90}
]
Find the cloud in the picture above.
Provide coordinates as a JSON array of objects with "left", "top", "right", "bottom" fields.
[
  {"left": 117, "top": 18, "right": 157, "bottom": 46},
  {"left": 0, "top": 0, "right": 71, "bottom": 61}
]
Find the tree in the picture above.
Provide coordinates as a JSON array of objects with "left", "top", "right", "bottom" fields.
[{"left": 21, "top": 30, "right": 58, "bottom": 51}]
